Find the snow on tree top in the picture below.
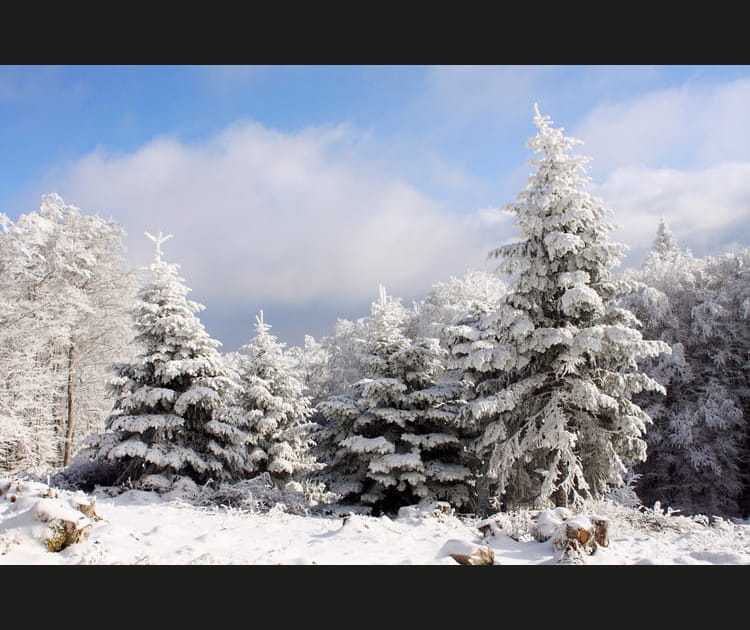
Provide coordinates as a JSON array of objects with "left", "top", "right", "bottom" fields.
[{"left": 145, "top": 231, "right": 173, "bottom": 263}]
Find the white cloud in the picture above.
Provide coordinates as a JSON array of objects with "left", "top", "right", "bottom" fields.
[
  {"left": 55, "top": 120, "right": 505, "bottom": 310},
  {"left": 591, "top": 162, "right": 750, "bottom": 264},
  {"left": 569, "top": 76, "right": 750, "bottom": 264},
  {"left": 40, "top": 72, "right": 750, "bottom": 348},
  {"left": 573, "top": 76, "right": 750, "bottom": 175}
]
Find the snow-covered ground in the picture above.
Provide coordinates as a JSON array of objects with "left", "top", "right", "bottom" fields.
[{"left": 1, "top": 477, "right": 749, "bottom": 565}]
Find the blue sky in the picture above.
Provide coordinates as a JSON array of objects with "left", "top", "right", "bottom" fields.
[{"left": 3, "top": 65, "right": 750, "bottom": 350}]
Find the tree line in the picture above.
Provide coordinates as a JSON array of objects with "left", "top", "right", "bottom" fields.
[{"left": 1, "top": 107, "right": 748, "bottom": 518}]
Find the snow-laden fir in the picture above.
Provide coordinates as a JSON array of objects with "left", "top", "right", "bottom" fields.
[
  {"left": 78, "top": 233, "right": 251, "bottom": 492},
  {"left": 446, "top": 105, "right": 670, "bottom": 514},
  {"left": 314, "top": 285, "right": 470, "bottom": 513},
  {"left": 232, "top": 310, "right": 319, "bottom": 488}
]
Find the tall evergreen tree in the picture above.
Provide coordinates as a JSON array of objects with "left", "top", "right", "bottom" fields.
[
  {"left": 449, "top": 106, "right": 669, "bottom": 513},
  {"left": 79, "top": 233, "right": 249, "bottom": 490},
  {"left": 233, "top": 311, "right": 319, "bottom": 488}
]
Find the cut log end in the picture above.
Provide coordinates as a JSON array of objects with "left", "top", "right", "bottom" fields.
[
  {"left": 591, "top": 516, "right": 610, "bottom": 548},
  {"left": 554, "top": 515, "right": 610, "bottom": 563}
]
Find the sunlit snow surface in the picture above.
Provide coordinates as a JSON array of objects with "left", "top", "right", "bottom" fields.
[{"left": 1, "top": 481, "right": 749, "bottom": 565}]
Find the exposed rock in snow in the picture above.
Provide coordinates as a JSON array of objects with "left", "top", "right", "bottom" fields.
[
  {"left": 0, "top": 478, "right": 99, "bottom": 552},
  {"left": 450, "top": 546, "right": 495, "bottom": 566}
]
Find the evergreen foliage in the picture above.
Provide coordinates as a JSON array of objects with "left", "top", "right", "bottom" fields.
[
  {"left": 316, "top": 286, "right": 470, "bottom": 513},
  {"left": 79, "top": 233, "right": 249, "bottom": 491},
  {"left": 2, "top": 104, "right": 748, "bottom": 523},
  {"left": 447, "top": 106, "right": 670, "bottom": 513},
  {"left": 409, "top": 269, "right": 508, "bottom": 345},
  {"left": 233, "top": 311, "right": 319, "bottom": 488},
  {"left": 623, "top": 225, "right": 749, "bottom": 517}
]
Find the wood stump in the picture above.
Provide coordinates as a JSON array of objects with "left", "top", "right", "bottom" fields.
[
  {"left": 432, "top": 502, "right": 454, "bottom": 518},
  {"left": 554, "top": 515, "right": 610, "bottom": 564},
  {"left": 591, "top": 516, "right": 610, "bottom": 548},
  {"left": 35, "top": 496, "right": 101, "bottom": 552}
]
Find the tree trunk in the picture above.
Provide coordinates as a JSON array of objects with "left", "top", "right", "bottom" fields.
[
  {"left": 63, "top": 344, "right": 75, "bottom": 467},
  {"left": 552, "top": 485, "right": 569, "bottom": 509},
  {"left": 474, "top": 474, "right": 492, "bottom": 517}
]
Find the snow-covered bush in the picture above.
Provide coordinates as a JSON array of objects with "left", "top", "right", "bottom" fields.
[{"left": 194, "top": 473, "right": 332, "bottom": 516}]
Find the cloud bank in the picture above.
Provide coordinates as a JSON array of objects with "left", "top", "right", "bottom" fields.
[
  {"left": 41, "top": 72, "right": 750, "bottom": 346},
  {"left": 574, "top": 76, "right": 750, "bottom": 174},
  {"left": 571, "top": 76, "right": 750, "bottom": 264},
  {"left": 592, "top": 163, "right": 750, "bottom": 264},
  {"left": 56, "top": 120, "right": 508, "bottom": 317}
]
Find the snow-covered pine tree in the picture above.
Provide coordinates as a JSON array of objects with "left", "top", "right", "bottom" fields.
[
  {"left": 287, "top": 334, "right": 331, "bottom": 405},
  {"left": 233, "top": 311, "right": 319, "bottom": 489},
  {"left": 409, "top": 269, "right": 508, "bottom": 346},
  {"left": 305, "top": 315, "right": 369, "bottom": 474},
  {"left": 79, "top": 233, "right": 249, "bottom": 492},
  {"left": 622, "top": 228, "right": 748, "bottom": 517},
  {"left": 319, "top": 316, "right": 370, "bottom": 399},
  {"left": 316, "top": 285, "right": 470, "bottom": 513},
  {"left": 650, "top": 217, "right": 679, "bottom": 259},
  {"left": 450, "top": 105, "right": 670, "bottom": 514}
]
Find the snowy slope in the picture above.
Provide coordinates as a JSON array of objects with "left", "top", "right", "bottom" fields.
[{"left": 0, "top": 478, "right": 748, "bottom": 565}]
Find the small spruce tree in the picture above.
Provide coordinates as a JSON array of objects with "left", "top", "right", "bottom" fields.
[
  {"left": 233, "top": 311, "right": 319, "bottom": 488},
  {"left": 79, "top": 233, "right": 249, "bottom": 492},
  {"left": 317, "top": 286, "right": 470, "bottom": 513}
]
